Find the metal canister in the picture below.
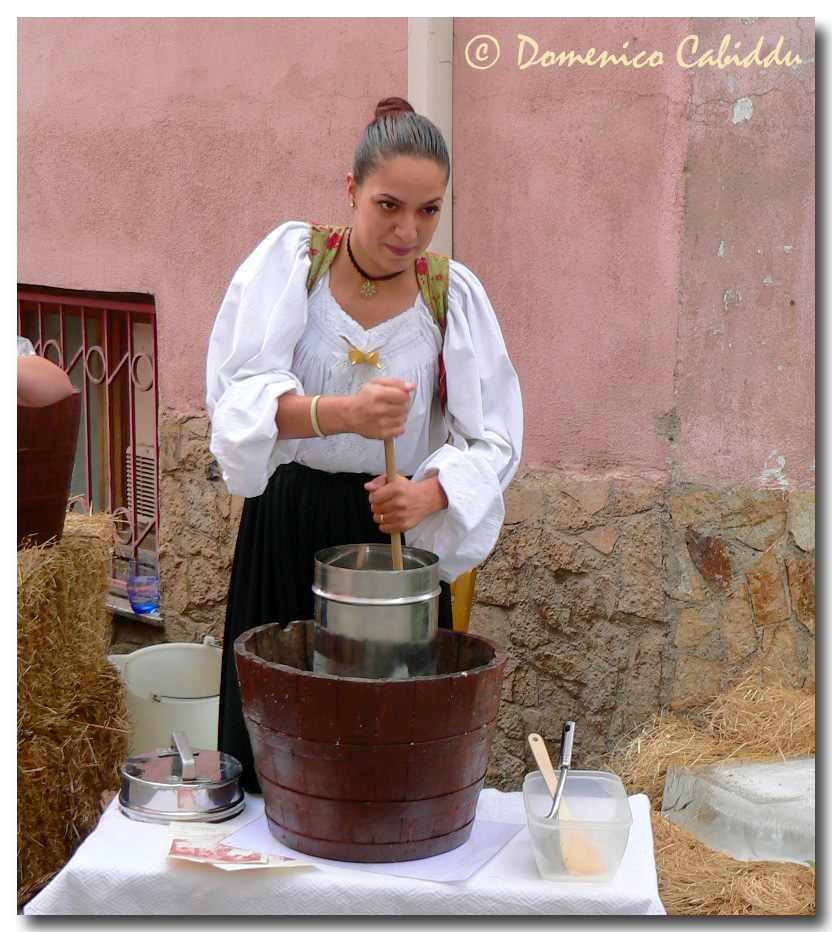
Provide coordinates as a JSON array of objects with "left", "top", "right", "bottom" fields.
[
  {"left": 118, "top": 731, "right": 244, "bottom": 823},
  {"left": 312, "top": 543, "right": 441, "bottom": 679}
]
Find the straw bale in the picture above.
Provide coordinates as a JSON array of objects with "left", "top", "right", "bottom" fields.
[
  {"left": 18, "top": 514, "right": 131, "bottom": 907},
  {"left": 606, "top": 673, "right": 815, "bottom": 915}
]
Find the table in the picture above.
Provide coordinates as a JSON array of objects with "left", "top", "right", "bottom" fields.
[{"left": 23, "top": 790, "right": 665, "bottom": 915}]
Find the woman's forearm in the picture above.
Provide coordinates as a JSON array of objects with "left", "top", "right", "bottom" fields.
[
  {"left": 415, "top": 474, "right": 449, "bottom": 516},
  {"left": 274, "top": 391, "right": 354, "bottom": 439},
  {"left": 275, "top": 379, "right": 414, "bottom": 440}
]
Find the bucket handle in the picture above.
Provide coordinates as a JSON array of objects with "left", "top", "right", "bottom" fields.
[{"left": 152, "top": 693, "right": 220, "bottom": 702}]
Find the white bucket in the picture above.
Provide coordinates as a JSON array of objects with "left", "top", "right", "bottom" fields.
[{"left": 108, "top": 636, "right": 222, "bottom": 756}]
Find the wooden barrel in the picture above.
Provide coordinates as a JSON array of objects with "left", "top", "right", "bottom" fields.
[
  {"left": 235, "top": 620, "right": 507, "bottom": 862},
  {"left": 17, "top": 391, "right": 82, "bottom": 548}
]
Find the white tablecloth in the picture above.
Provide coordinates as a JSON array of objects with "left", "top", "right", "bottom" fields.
[{"left": 23, "top": 790, "right": 665, "bottom": 915}]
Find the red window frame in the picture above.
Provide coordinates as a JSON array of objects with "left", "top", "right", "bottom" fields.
[{"left": 18, "top": 286, "right": 159, "bottom": 597}]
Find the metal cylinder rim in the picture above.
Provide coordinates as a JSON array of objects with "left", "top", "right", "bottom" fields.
[
  {"left": 310, "top": 584, "right": 442, "bottom": 607},
  {"left": 314, "top": 543, "right": 441, "bottom": 605},
  {"left": 314, "top": 542, "right": 440, "bottom": 570}
]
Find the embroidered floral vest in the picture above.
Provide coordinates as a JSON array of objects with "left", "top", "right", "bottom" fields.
[{"left": 305, "top": 223, "right": 449, "bottom": 412}]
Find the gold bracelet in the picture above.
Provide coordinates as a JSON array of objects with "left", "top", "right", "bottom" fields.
[{"left": 310, "top": 395, "right": 326, "bottom": 438}]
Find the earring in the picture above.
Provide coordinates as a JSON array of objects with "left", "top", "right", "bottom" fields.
[{"left": 350, "top": 200, "right": 355, "bottom": 208}]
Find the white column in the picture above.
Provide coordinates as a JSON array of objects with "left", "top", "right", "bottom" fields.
[{"left": 408, "top": 17, "right": 453, "bottom": 258}]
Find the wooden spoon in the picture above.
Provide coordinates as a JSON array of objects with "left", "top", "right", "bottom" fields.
[
  {"left": 527, "top": 733, "right": 606, "bottom": 877},
  {"left": 383, "top": 438, "right": 404, "bottom": 570}
]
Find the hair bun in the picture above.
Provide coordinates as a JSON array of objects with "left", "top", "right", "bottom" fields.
[
  {"left": 375, "top": 97, "right": 415, "bottom": 120},
  {"left": 353, "top": 96, "right": 449, "bottom": 186}
]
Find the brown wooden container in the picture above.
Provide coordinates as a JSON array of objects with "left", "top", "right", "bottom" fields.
[
  {"left": 235, "top": 620, "right": 507, "bottom": 862},
  {"left": 17, "top": 391, "right": 82, "bottom": 548}
]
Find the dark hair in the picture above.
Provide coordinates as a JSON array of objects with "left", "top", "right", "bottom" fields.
[{"left": 352, "top": 97, "right": 450, "bottom": 186}]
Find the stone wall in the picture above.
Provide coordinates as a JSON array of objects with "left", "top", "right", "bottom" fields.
[
  {"left": 153, "top": 410, "right": 814, "bottom": 791},
  {"left": 156, "top": 410, "right": 242, "bottom": 645}
]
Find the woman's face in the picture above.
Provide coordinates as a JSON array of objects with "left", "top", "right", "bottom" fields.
[{"left": 347, "top": 155, "right": 448, "bottom": 275}]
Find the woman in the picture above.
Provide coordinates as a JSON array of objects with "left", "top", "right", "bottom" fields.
[{"left": 206, "top": 98, "right": 523, "bottom": 791}]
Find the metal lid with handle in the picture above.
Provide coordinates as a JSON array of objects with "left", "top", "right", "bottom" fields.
[{"left": 119, "top": 731, "right": 245, "bottom": 823}]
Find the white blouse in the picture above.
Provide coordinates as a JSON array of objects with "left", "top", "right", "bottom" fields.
[{"left": 206, "top": 221, "right": 523, "bottom": 582}]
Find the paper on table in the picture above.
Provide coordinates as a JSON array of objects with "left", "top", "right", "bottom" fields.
[
  {"left": 167, "top": 820, "right": 317, "bottom": 872},
  {"left": 223, "top": 816, "right": 525, "bottom": 883}
]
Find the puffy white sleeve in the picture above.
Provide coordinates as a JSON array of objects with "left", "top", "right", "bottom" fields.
[
  {"left": 205, "top": 221, "right": 312, "bottom": 498},
  {"left": 407, "top": 261, "right": 523, "bottom": 582}
]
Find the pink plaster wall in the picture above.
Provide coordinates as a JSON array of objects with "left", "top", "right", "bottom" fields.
[
  {"left": 673, "top": 17, "right": 815, "bottom": 490},
  {"left": 452, "top": 18, "right": 691, "bottom": 479},
  {"left": 452, "top": 17, "right": 814, "bottom": 489},
  {"left": 17, "top": 17, "right": 407, "bottom": 414}
]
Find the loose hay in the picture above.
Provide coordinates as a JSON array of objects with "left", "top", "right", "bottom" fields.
[
  {"left": 609, "top": 673, "right": 815, "bottom": 808},
  {"left": 607, "top": 673, "right": 815, "bottom": 915},
  {"left": 650, "top": 812, "right": 814, "bottom": 916},
  {"left": 18, "top": 513, "right": 131, "bottom": 908}
]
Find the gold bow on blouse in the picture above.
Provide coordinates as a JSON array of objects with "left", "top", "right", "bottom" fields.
[{"left": 343, "top": 338, "right": 381, "bottom": 368}]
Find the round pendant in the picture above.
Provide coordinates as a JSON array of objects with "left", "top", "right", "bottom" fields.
[{"left": 359, "top": 280, "right": 377, "bottom": 299}]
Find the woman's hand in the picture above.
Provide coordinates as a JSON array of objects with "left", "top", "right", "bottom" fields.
[
  {"left": 365, "top": 473, "right": 449, "bottom": 534},
  {"left": 344, "top": 377, "right": 415, "bottom": 440}
]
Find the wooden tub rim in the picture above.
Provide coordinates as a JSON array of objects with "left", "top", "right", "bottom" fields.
[{"left": 234, "top": 619, "right": 508, "bottom": 684}]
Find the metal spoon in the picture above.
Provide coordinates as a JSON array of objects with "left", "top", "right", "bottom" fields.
[
  {"left": 547, "top": 721, "right": 575, "bottom": 818},
  {"left": 527, "top": 723, "right": 575, "bottom": 818}
]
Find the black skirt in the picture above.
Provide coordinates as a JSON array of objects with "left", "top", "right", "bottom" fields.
[{"left": 218, "top": 460, "right": 453, "bottom": 792}]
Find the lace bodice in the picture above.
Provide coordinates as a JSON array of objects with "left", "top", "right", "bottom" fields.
[{"left": 289, "top": 273, "right": 444, "bottom": 476}]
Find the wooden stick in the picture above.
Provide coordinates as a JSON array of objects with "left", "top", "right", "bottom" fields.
[{"left": 383, "top": 438, "right": 404, "bottom": 570}]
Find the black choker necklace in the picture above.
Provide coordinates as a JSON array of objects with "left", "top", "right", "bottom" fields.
[{"left": 347, "top": 228, "right": 405, "bottom": 299}]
